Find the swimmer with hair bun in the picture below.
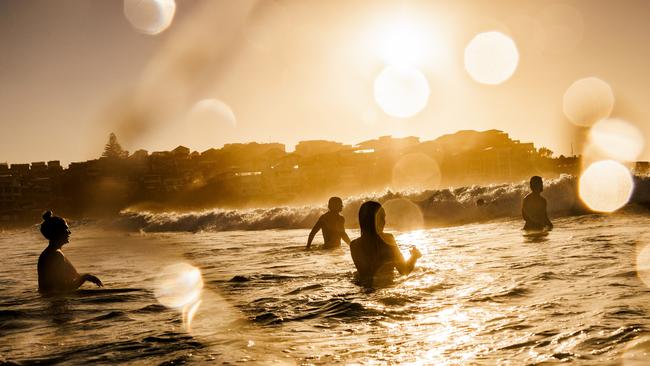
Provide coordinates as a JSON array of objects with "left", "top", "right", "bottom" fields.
[{"left": 37, "top": 211, "right": 103, "bottom": 293}]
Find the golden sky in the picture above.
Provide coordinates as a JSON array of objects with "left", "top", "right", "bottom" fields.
[{"left": 1, "top": 0, "right": 650, "bottom": 164}]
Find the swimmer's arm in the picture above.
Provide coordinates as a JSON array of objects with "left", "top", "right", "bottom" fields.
[
  {"left": 339, "top": 217, "right": 351, "bottom": 245},
  {"left": 542, "top": 199, "right": 553, "bottom": 230},
  {"left": 67, "top": 274, "right": 103, "bottom": 290},
  {"left": 62, "top": 257, "right": 102, "bottom": 289},
  {"left": 385, "top": 234, "right": 419, "bottom": 276},
  {"left": 306, "top": 217, "right": 323, "bottom": 248},
  {"left": 521, "top": 197, "right": 531, "bottom": 222},
  {"left": 395, "top": 250, "right": 418, "bottom": 275},
  {"left": 78, "top": 274, "right": 103, "bottom": 288},
  {"left": 342, "top": 231, "right": 351, "bottom": 245}
]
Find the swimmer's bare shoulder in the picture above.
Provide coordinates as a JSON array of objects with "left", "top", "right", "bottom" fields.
[
  {"left": 38, "top": 248, "right": 63, "bottom": 268},
  {"left": 381, "top": 233, "right": 397, "bottom": 245}
]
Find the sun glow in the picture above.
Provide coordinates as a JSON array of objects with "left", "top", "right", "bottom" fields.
[
  {"left": 368, "top": 16, "right": 440, "bottom": 118},
  {"left": 374, "top": 22, "right": 430, "bottom": 68}
]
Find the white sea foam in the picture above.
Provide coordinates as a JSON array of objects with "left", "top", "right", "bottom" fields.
[{"left": 112, "top": 174, "right": 627, "bottom": 232}]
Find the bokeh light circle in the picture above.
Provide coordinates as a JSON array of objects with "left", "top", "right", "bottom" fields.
[
  {"left": 636, "top": 244, "right": 650, "bottom": 289},
  {"left": 373, "top": 65, "right": 430, "bottom": 118},
  {"left": 562, "top": 77, "right": 614, "bottom": 126},
  {"left": 579, "top": 160, "right": 633, "bottom": 213},
  {"left": 589, "top": 118, "right": 644, "bottom": 162},
  {"left": 154, "top": 262, "right": 204, "bottom": 309},
  {"left": 382, "top": 198, "right": 424, "bottom": 231},
  {"left": 392, "top": 153, "right": 441, "bottom": 190},
  {"left": 124, "top": 0, "right": 176, "bottom": 35},
  {"left": 622, "top": 335, "right": 650, "bottom": 366},
  {"left": 464, "top": 31, "right": 519, "bottom": 85},
  {"left": 189, "top": 99, "right": 237, "bottom": 127}
]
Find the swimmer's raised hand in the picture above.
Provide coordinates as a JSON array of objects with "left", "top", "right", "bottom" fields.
[
  {"left": 83, "top": 274, "right": 103, "bottom": 287},
  {"left": 410, "top": 247, "right": 422, "bottom": 260}
]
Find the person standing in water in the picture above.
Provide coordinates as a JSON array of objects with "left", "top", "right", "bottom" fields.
[
  {"left": 350, "top": 201, "right": 421, "bottom": 286},
  {"left": 306, "top": 197, "right": 351, "bottom": 249},
  {"left": 37, "top": 211, "right": 103, "bottom": 293},
  {"left": 522, "top": 176, "right": 553, "bottom": 231}
]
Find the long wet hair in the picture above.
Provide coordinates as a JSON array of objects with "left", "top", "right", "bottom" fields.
[
  {"left": 358, "top": 201, "right": 382, "bottom": 237},
  {"left": 358, "top": 201, "right": 390, "bottom": 257}
]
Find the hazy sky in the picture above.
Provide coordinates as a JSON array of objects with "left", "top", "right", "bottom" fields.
[{"left": 2, "top": 0, "right": 650, "bottom": 165}]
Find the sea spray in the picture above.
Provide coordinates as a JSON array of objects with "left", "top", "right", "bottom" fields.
[{"left": 115, "top": 174, "right": 650, "bottom": 232}]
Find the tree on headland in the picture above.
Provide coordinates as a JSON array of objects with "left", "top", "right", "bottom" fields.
[
  {"left": 102, "top": 132, "right": 128, "bottom": 159},
  {"left": 538, "top": 147, "right": 553, "bottom": 158}
]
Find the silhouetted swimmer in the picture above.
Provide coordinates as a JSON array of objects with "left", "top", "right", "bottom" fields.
[
  {"left": 37, "top": 211, "right": 103, "bottom": 294},
  {"left": 349, "top": 201, "right": 421, "bottom": 286},
  {"left": 522, "top": 176, "right": 553, "bottom": 231},
  {"left": 306, "top": 197, "right": 351, "bottom": 249}
]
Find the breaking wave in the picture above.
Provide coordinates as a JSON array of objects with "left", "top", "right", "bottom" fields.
[{"left": 114, "top": 174, "right": 650, "bottom": 232}]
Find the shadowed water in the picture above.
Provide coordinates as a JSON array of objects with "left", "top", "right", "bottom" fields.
[{"left": 3, "top": 213, "right": 650, "bottom": 364}]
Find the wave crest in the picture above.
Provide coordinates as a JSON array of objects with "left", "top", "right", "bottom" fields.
[{"left": 114, "top": 174, "right": 650, "bottom": 232}]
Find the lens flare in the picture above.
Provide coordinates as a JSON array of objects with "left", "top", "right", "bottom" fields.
[
  {"left": 154, "top": 262, "right": 203, "bottom": 331},
  {"left": 579, "top": 160, "right": 633, "bottom": 212},
  {"left": 622, "top": 336, "right": 650, "bottom": 366},
  {"left": 588, "top": 119, "right": 644, "bottom": 162},
  {"left": 124, "top": 0, "right": 176, "bottom": 35},
  {"left": 392, "top": 153, "right": 441, "bottom": 190},
  {"left": 184, "top": 99, "right": 237, "bottom": 152},
  {"left": 464, "top": 31, "right": 519, "bottom": 85},
  {"left": 562, "top": 77, "right": 614, "bottom": 127},
  {"left": 382, "top": 198, "right": 424, "bottom": 231},
  {"left": 636, "top": 244, "right": 650, "bottom": 289},
  {"left": 189, "top": 99, "right": 237, "bottom": 127},
  {"left": 182, "top": 299, "right": 202, "bottom": 332},
  {"left": 373, "top": 65, "right": 430, "bottom": 118}
]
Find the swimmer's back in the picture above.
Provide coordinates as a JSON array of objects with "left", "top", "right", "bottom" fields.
[{"left": 350, "top": 234, "right": 400, "bottom": 283}]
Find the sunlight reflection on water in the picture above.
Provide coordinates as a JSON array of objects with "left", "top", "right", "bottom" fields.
[{"left": 4, "top": 215, "right": 650, "bottom": 364}]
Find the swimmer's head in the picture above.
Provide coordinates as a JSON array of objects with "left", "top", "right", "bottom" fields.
[
  {"left": 40, "top": 211, "right": 70, "bottom": 246},
  {"left": 358, "top": 201, "right": 385, "bottom": 236},
  {"left": 530, "top": 176, "right": 543, "bottom": 193},
  {"left": 328, "top": 196, "right": 343, "bottom": 213}
]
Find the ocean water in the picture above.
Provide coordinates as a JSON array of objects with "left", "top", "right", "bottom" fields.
[{"left": 3, "top": 210, "right": 650, "bottom": 365}]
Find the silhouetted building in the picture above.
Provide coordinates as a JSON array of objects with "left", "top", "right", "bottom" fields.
[
  {"left": 10, "top": 164, "right": 30, "bottom": 177},
  {"left": 635, "top": 161, "right": 650, "bottom": 175},
  {"left": 0, "top": 129, "right": 593, "bottom": 224},
  {"left": 295, "top": 140, "right": 350, "bottom": 157},
  {"left": 357, "top": 136, "right": 420, "bottom": 152}
]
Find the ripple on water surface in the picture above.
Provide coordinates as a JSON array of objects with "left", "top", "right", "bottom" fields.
[{"left": 2, "top": 215, "right": 650, "bottom": 364}]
